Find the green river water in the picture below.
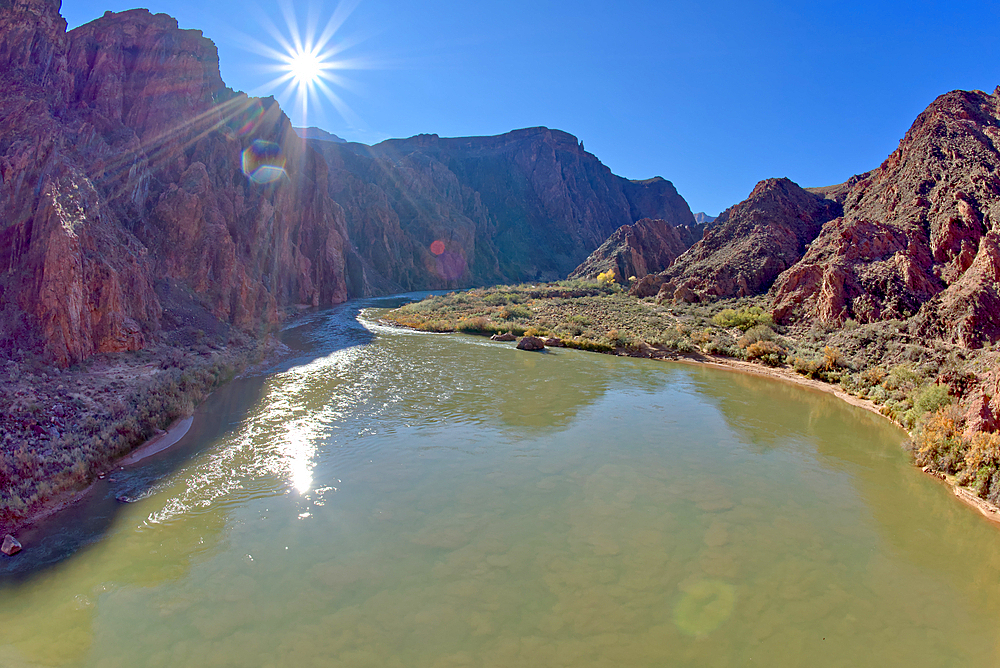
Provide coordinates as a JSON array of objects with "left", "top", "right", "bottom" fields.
[{"left": 3, "top": 298, "right": 1000, "bottom": 667}]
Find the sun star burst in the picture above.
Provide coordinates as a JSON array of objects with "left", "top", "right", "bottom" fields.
[{"left": 241, "top": 0, "right": 367, "bottom": 128}]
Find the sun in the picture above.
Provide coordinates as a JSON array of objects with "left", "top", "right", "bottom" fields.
[
  {"left": 239, "top": 1, "right": 368, "bottom": 128},
  {"left": 287, "top": 48, "right": 324, "bottom": 85}
]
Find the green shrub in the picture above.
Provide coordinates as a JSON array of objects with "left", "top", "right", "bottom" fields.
[
  {"left": 885, "top": 364, "right": 919, "bottom": 391},
  {"left": 712, "top": 306, "right": 774, "bottom": 332},
  {"left": 500, "top": 304, "right": 532, "bottom": 320},
  {"left": 738, "top": 324, "right": 775, "bottom": 349},
  {"left": 914, "top": 383, "right": 953, "bottom": 416}
]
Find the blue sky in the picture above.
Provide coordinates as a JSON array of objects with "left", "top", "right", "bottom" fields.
[{"left": 62, "top": 0, "right": 1000, "bottom": 216}]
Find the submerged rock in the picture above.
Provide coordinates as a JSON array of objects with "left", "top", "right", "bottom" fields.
[
  {"left": 2, "top": 535, "right": 22, "bottom": 556},
  {"left": 516, "top": 336, "right": 546, "bottom": 351}
]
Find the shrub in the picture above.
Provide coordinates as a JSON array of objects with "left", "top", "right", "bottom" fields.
[
  {"left": 738, "top": 324, "right": 775, "bottom": 349},
  {"left": 885, "top": 364, "right": 919, "bottom": 391},
  {"left": 965, "top": 431, "right": 1000, "bottom": 471},
  {"left": 793, "top": 357, "right": 823, "bottom": 378},
  {"left": 859, "top": 366, "right": 887, "bottom": 388},
  {"left": 822, "top": 346, "right": 845, "bottom": 371},
  {"left": 712, "top": 306, "right": 774, "bottom": 332},
  {"left": 745, "top": 340, "right": 786, "bottom": 366},
  {"left": 913, "top": 383, "right": 953, "bottom": 417},
  {"left": 597, "top": 270, "right": 617, "bottom": 285},
  {"left": 913, "top": 404, "right": 966, "bottom": 473},
  {"left": 499, "top": 304, "right": 532, "bottom": 320},
  {"left": 457, "top": 316, "right": 491, "bottom": 334}
]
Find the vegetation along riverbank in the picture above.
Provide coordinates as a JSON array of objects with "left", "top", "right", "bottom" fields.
[
  {"left": 0, "top": 337, "right": 269, "bottom": 534},
  {"left": 383, "top": 279, "right": 1000, "bottom": 519}
]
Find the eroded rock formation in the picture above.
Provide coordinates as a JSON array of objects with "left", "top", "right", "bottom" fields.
[
  {"left": 772, "top": 88, "right": 1000, "bottom": 346},
  {"left": 305, "top": 131, "right": 695, "bottom": 289},
  {"left": 569, "top": 217, "right": 704, "bottom": 283},
  {"left": 646, "top": 178, "right": 841, "bottom": 302}
]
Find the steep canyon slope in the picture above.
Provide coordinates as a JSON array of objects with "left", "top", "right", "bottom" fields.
[
  {"left": 0, "top": 0, "right": 359, "bottom": 366},
  {"left": 772, "top": 88, "right": 1000, "bottom": 347},
  {"left": 638, "top": 87, "right": 1000, "bottom": 349},
  {"left": 0, "top": 1, "right": 696, "bottom": 366},
  {"left": 305, "top": 131, "right": 695, "bottom": 290}
]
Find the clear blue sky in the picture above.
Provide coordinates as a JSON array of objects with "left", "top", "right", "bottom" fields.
[{"left": 62, "top": 0, "right": 1000, "bottom": 216}]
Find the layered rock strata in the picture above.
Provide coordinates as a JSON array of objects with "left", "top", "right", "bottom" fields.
[{"left": 305, "top": 131, "right": 695, "bottom": 289}]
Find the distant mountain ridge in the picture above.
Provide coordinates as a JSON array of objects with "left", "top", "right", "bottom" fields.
[
  {"left": 303, "top": 128, "right": 695, "bottom": 290},
  {"left": 294, "top": 127, "right": 347, "bottom": 143}
]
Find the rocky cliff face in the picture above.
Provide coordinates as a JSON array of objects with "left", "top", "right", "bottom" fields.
[
  {"left": 641, "top": 177, "right": 841, "bottom": 302},
  {"left": 306, "top": 130, "right": 695, "bottom": 289},
  {"left": 569, "top": 218, "right": 704, "bottom": 282},
  {"left": 771, "top": 88, "right": 1000, "bottom": 346},
  {"left": 0, "top": 3, "right": 364, "bottom": 365}
]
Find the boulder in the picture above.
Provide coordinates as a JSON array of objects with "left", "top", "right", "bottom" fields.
[
  {"left": 543, "top": 337, "right": 565, "bottom": 347},
  {"left": 490, "top": 332, "right": 517, "bottom": 342},
  {"left": 2, "top": 535, "right": 22, "bottom": 556},
  {"left": 516, "top": 336, "right": 546, "bottom": 351}
]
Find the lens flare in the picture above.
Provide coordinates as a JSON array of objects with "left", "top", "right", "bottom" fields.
[{"left": 242, "top": 140, "right": 287, "bottom": 184}]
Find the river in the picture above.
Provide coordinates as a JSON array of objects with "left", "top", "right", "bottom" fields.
[{"left": 2, "top": 297, "right": 1000, "bottom": 667}]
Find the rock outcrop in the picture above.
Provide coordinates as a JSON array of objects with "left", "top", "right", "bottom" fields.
[
  {"left": 2, "top": 534, "right": 21, "bottom": 556},
  {"left": 772, "top": 88, "right": 1000, "bottom": 346},
  {"left": 305, "top": 131, "right": 696, "bottom": 290},
  {"left": 645, "top": 178, "right": 841, "bottom": 302},
  {"left": 516, "top": 335, "right": 545, "bottom": 351},
  {"left": 569, "top": 218, "right": 704, "bottom": 283}
]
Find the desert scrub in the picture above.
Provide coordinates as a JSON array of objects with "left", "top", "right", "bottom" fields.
[
  {"left": 0, "top": 346, "right": 250, "bottom": 527},
  {"left": 744, "top": 340, "right": 787, "bottom": 366},
  {"left": 712, "top": 306, "right": 774, "bottom": 332}
]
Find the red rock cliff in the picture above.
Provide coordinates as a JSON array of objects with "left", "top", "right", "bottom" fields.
[
  {"left": 0, "top": 3, "right": 357, "bottom": 365},
  {"left": 771, "top": 88, "right": 1000, "bottom": 346}
]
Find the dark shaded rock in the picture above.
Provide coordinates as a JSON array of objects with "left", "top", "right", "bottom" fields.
[
  {"left": 653, "top": 178, "right": 842, "bottom": 301},
  {"left": 490, "top": 332, "right": 517, "bottom": 342},
  {"left": 571, "top": 218, "right": 704, "bottom": 283},
  {"left": 305, "top": 131, "right": 696, "bottom": 290},
  {"left": 543, "top": 337, "right": 565, "bottom": 347},
  {"left": 516, "top": 336, "right": 545, "bottom": 351},
  {"left": 2, "top": 534, "right": 22, "bottom": 556}
]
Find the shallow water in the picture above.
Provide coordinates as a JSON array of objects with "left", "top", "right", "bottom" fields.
[{"left": 3, "top": 300, "right": 1000, "bottom": 667}]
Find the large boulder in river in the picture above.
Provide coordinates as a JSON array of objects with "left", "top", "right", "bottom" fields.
[
  {"left": 516, "top": 336, "right": 546, "bottom": 351},
  {"left": 2, "top": 535, "right": 22, "bottom": 556}
]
